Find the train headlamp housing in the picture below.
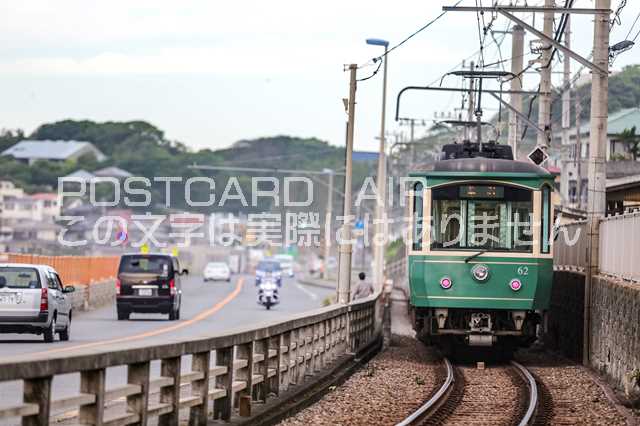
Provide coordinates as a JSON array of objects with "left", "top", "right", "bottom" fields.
[
  {"left": 439, "top": 276, "right": 452, "bottom": 289},
  {"left": 471, "top": 264, "right": 490, "bottom": 282},
  {"left": 509, "top": 278, "right": 522, "bottom": 291}
]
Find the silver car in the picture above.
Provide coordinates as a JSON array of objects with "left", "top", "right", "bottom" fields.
[{"left": 0, "top": 264, "right": 75, "bottom": 342}]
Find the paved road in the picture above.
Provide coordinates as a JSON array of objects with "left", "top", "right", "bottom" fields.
[{"left": 0, "top": 274, "right": 334, "bottom": 415}]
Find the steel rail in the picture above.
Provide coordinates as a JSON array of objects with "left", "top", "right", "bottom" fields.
[
  {"left": 395, "top": 357, "right": 454, "bottom": 426},
  {"left": 511, "top": 360, "right": 539, "bottom": 426}
]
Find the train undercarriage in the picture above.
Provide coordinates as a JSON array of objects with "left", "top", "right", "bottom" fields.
[{"left": 413, "top": 307, "right": 544, "bottom": 354}]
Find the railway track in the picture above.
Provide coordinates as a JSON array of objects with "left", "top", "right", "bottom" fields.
[{"left": 397, "top": 359, "right": 540, "bottom": 426}]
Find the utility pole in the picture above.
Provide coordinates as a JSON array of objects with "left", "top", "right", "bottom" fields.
[
  {"left": 373, "top": 51, "right": 389, "bottom": 294},
  {"left": 561, "top": 16, "right": 571, "bottom": 149},
  {"left": 575, "top": 89, "right": 583, "bottom": 209},
  {"left": 323, "top": 169, "right": 334, "bottom": 280},
  {"left": 337, "top": 64, "right": 357, "bottom": 305},
  {"left": 584, "top": 0, "right": 610, "bottom": 366},
  {"left": 562, "top": 16, "right": 572, "bottom": 207},
  {"left": 466, "top": 61, "right": 476, "bottom": 141},
  {"left": 508, "top": 25, "right": 525, "bottom": 158},
  {"left": 409, "top": 119, "right": 415, "bottom": 169},
  {"left": 537, "top": 0, "right": 554, "bottom": 150}
]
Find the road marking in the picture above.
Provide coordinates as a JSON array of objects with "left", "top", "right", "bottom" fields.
[
  {"left": 12, "top": 277, "right": 244, "bottom": 359},
  {"left": 295, "top": 282, "right": 318, "bottom": 300}
]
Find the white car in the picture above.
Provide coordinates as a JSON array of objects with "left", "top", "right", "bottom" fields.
[
  {"left": 274, "top": 254, "right": 295, "bottom": 277},
  {"left": 0, "top": 263, "right": 75, "bottom": 342},
  {"left": 203, "top": 262, "right": 231, "bottom": 282}
]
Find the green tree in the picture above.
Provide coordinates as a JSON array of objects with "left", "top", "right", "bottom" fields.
[{"left": 618, "top": 126, "right": 640, "bottom": 161}]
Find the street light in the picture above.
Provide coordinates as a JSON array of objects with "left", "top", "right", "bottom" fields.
[
  {"left": 366, "top": 38, "right": 389, "bottom": 48},
  {"left": 367, "top": 37, "right": 389, "bottom": 293}
]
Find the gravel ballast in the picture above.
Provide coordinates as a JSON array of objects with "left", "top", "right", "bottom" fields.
[{"left": 279, "top": 335, "right": 441, "bottom": 426}]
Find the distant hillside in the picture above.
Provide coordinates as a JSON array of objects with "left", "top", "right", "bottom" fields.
[
  {"left": 410, "top": 64, "right": 640, "bottom": 158},
  {"left": 0, "top": 122, "right": 374, "bottom": 213}
]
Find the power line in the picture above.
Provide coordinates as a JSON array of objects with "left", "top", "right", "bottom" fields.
[
  {"left": 623, "top": 10, "right": 640, "bottom": 40},
  {"left": 372, "top": 0, "right": 464, "bottom": 62},
  {"left": 357, "top": 58, "right": 383, "bottom": 82},
  {"left": 611, "top": 0, "right": 628, "bottom": 30}
]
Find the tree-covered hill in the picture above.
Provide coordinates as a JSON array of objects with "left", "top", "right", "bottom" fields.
[{"left": 0, "top": 122, "right": 373, "bottom": 213}]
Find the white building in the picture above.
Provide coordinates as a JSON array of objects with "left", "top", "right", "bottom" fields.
[{"left": 0, "top": 181, "right": 62, "bottom": 244}]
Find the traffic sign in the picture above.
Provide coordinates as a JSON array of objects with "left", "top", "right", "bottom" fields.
[{"left": 527, "top": 146, "right": 549, "bottom": 166}]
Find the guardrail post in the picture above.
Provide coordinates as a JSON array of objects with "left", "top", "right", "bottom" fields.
[
  {"left": 127, "top": 361, "right": 150, "bottom": 426},
  {"left": 158, "top": 356, "right": 181, "bottom": 426},
  {"left": 213, "top": 347, "right": 234, "bottom": 421},
  {"left": 235, "top": 342, "right": 254, "bottom": 415},
  {"left": 254, "top": 338, "right": 268, "bottom": 401},
  {"left": 79, "top": 368, "right": 105, "bottom": 425},
  {"left": 289, "top": 329, "right": 298, "bottom": 386},
  {"left": 302, "top": 326, "right": 312, "bottom": 378},
  {"left": 23, "top": 376, "right": 51, "bottom": 426},
  {"left": 320, "top": 320, "right": 327, "bottom": 369},
  {"left": 269, "top": 334, "right": 282, "bottom": 396},
  {"left": 282, "top": 331, "right": 292, "bottom": 389},
  {"left": 327, "top": 317, "right": 336, "bottom": 363},
  {"left": 189, "top": 351, "right": 211, "bottom": 425},
  {"left": 79, "top": 368, "right": 106, "bottom": 426},
  {"left": 313, "top": 323, "right": 322, "bottom": 373}
]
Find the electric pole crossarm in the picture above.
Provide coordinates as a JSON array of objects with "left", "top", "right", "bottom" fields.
[
  {"left": 442, "top": 6, "right": 611, "bottom": 15},
  {"left": 395, "top": 86, "right": 541, "bottom": 121},
  {"left": 498, "top": 10, "right": 608, "bottom": 76},
  {"left": 488, "top": 92, "right": 547, "bottom": 137}
]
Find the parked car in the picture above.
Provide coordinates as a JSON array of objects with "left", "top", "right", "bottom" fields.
[
  {"left": 255, "top": 259, "right": 282, "bottom": 286},
  {"left": 203, "top": 262, "right": 231, "bottom": 282},
  {"left": 274, "top": 254, "right": 295, "bottom": 277},
  {"left": 0, "top": 263, "right": 75, "bottom": 342},
  {"left": 116, "top": 253, "right": 187, "bottom": 321}
]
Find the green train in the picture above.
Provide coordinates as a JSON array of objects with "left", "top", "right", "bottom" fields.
[{"left": 407, "top": 144, "right": 554, "bottom": 352}]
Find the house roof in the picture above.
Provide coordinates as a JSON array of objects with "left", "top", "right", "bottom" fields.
[
  {"left": 2, "top": 140, "right": 105, "bottom": 161},
  {"left": 63, "top": 169, "right": 96, "bottom": 181},
  {"left": 30, "top": 193, "right": 58, "bottom": 201},
  {"left": 578, "top": 107, "right": 640, "bottom": 136},
  {"left": 94, "top": 166, "right": 132, "bottom": 178}
]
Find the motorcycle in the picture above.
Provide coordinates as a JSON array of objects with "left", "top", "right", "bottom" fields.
[{"left": 257, "top": 278, "right": 280, "bottom": 310}]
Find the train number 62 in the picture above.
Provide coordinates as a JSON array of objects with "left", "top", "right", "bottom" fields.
[{"left": 517, "top": 266, "right": 529, "bottom": 276}]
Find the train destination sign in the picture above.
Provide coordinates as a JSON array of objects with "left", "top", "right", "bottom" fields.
[{"left": 459, "top": 185, "right": 504, "bottom": 199}]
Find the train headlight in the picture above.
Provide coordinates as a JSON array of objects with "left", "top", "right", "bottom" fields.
[
  {"left": 439, "top": 276, "right": 452, "bottom": 289},
  {"left": 471, "top": 264, "right": 489, "bottom": 282},
  {"left": 509, "top": 278, "right": 522, "bottom": 291}
]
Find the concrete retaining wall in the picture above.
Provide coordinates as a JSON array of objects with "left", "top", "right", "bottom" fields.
[
  {"left": 68, "top": 279, "right": 115, "bottom": 311},
  {"left": 547, "top": 271, "right": 640, "bottom": 399},
  {"left": 590, "top": 275, "right": 640, "bottom": 398}
]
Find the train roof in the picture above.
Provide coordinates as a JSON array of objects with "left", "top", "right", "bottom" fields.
[{"left": 410, "top": 158, "right": 552, "bottom": 178}]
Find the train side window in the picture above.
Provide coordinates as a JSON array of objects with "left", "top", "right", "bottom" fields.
[
  {"left": 412, "top": 182, "right": 423, "bottom": 251},
  {"left": 541, "top": 186, "right": 551, "bottom": 253}
]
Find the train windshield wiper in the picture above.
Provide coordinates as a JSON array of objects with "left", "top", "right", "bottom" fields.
[{"left": 464, "top": 250, "right": 486, "bottom": 263}]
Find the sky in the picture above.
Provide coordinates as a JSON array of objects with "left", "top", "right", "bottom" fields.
[{"left": 1, "top": 0, "right": 640, "bottom": 153}]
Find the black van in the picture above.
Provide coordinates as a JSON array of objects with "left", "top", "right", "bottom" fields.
[{"left": 115, "top": 253, "right": 188, "bottom": 321}]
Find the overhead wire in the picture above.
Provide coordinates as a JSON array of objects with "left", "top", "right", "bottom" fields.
[
  {"left": 368, "top": 0, "right": 464, "bottom": 64},
  {"left": 356, "top": 0, "right": 464, "bottom": 82}
]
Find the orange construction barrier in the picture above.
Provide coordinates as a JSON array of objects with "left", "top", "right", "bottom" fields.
[{"left": 4, "top": 253, "right": 120, "bottom": 286}]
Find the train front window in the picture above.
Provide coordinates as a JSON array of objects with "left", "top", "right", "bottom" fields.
[{"left": 431, "top": 184, "right": 533, "bottom": 252}]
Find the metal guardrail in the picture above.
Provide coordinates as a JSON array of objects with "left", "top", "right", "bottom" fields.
[
  {"left": 0, "top": 294, "right": 381, "bottom": 425},
  {"left": 599, "top": 211, "right": 640, "bottom": 282},
  {"left": 553, "top": 220, "right": 588, "bottom": 273}
]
